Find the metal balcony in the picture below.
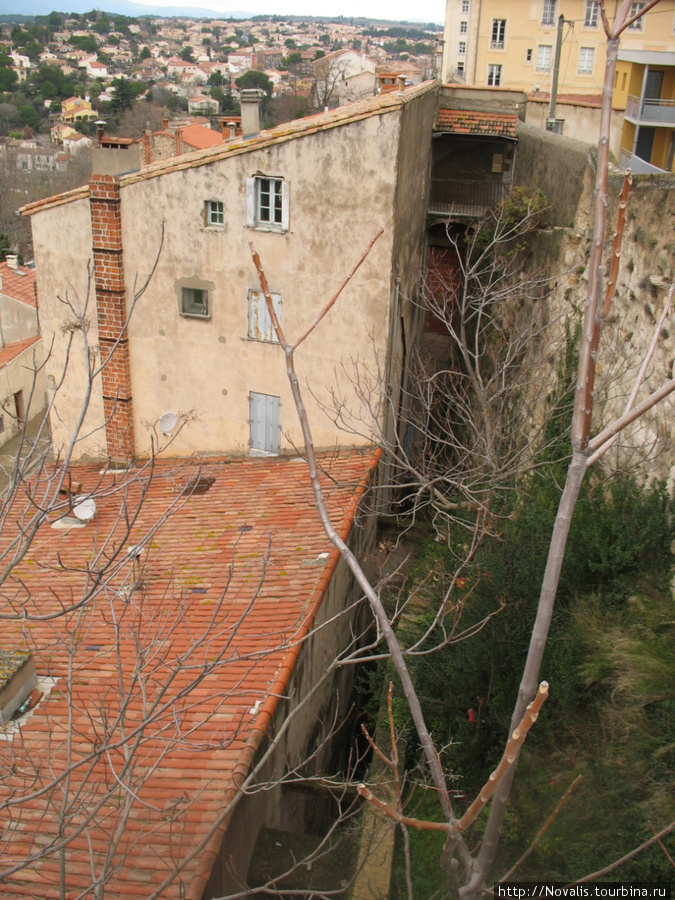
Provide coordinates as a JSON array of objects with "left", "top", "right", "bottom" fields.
[
  {"left": 428, "top": 179, "right": 508, "bottom": 218},
  {"left": 619, "top": 148, "right": 666, "bottom": 174},
  {"left": 625, "top": 94, "right": 675, "bottom": 126}
]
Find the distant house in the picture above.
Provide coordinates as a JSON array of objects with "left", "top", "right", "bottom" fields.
[
  {"left": 188, "top": 93, "right": 220, "bottom": 115},
  {"left": 0, "top": 257, "right": 46, "bottom": 448},
  {"left": 61, "top": 96, "right": 98, "bottom": 124}
]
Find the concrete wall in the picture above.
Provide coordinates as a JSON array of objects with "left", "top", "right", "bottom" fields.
[
  {"left": 514, "top": 120, "right": 596, "bottom": 227},
  {"left": 525, "top": 98, "right": 625, "bottom": 161}
]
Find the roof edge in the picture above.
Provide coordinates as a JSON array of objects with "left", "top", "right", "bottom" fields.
[
  {"left": 185, "top": 446, "right": 382, "bottom": 900},
  {"left": 21, "top": 82, "right": 438, "bottom": 217}
]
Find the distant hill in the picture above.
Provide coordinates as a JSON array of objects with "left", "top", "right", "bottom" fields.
[{"left": 0, "top": 0, "right": 252, "bottom": 17}]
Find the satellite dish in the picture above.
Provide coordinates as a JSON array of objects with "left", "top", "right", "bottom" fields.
[
  {"left": 73, "top": 497, "right": 97, "bottom": 522},
  {"left": 158, "top": 412, "right": 177, "bottom": 435}
]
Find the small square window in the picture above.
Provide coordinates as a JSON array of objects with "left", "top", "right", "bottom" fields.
[
  {"left": 461, "top": 0, "right": 469, "bottom": 11},
  {"left": 460, "top": 20, "right": 468, "bottom": 33},
  {"left": 181, "top": 287, "right": 209, "bottom": 317},
  {"left": 459, "top": 41, "right": 466, "bottom": 54},
  {"left": 457, "top": 62, "right": 465, "bottom": 75},
  {"left": 205, "top": 199, "right": 223, "bottom": 226},
  {"left": 526, "top": 48, "right": 533, "bottom": 62}
]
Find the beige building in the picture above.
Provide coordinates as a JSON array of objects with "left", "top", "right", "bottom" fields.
[
  {"left": 442, "top": 0, "right": 675, "bottom": 94},
  {"left": 23, "top": 84, "right": 437, "bottom": 465}
]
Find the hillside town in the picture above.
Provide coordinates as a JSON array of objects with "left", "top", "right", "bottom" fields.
[{"left": 0, "top": 0, "right": 674, "bottom": 897}]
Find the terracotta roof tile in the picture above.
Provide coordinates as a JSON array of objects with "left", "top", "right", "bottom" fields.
[
  {"left": 435, "top": 108, "right": 518, "bottom": 139},
  {"left": 0, "top": 262, "right": 38, "bottom": 307},
  {"left": 179, "top": 123, "right": 224, "bottom": 150},
  {"left": 0, "top": 451, "right": 378, "bottom": 898},
  {"left": 0, "top": 334, "right": 40, "bottom": 368}
]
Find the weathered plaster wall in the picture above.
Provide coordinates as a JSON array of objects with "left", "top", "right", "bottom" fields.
[
  {"left": 118, "top": 111, "right": 400, "bottom": 458},
  {"left": 0, "top": 294, "right": 39, "bottom": 345},
  {"left": 30, "top": 198, "right": 108, "bottom": 461},
  {"left": 0, "top": 342, "right": 47, "bottom": 447}
]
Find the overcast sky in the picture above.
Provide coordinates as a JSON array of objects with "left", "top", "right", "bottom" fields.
[{"left": 150, "top": 0, "right": 445, "bottom": 25}]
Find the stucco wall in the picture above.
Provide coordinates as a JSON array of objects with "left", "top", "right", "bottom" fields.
[
  {"left": 30, "top": 197, "right": 108, "bottom": 461},
  {"left": 0, "top": 341, "right": 47, "bottom": 449},
  {"left": 117, "top": 111, "right": 400, "bottom": 458},
  {"left": 0, "top": 294, "right": 39, "bottom": 345}
]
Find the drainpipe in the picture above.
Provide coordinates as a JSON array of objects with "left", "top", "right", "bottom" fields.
[
  {"left": 547, "top": 15, "right": 565, "bottom": 129},
  {"left": 472, "top": 0, "right": 483, "bottom": 86}
]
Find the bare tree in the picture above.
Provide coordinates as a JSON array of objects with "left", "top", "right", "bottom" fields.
[{"left": 249, "top": 1, "right": 675, "bottom": 894}]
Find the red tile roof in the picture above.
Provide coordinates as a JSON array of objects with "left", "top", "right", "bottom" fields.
[
  {"left": 180, "top": 123, "right": 224, "bottom": 150},
  {"left": 435, "top": 108, "right": 518, "bottom": 139},
  {"left": 528, "top": 91, "right": 602, "bottom": 108},
  {"left": 0, "top": 334, "right": 40, "bottom": 368},
  {"left": 0, "top": 262, "right": 38, "bottom": 307},
  {"left": 0, "top": 451, "right": 378, "bottom": 898}
]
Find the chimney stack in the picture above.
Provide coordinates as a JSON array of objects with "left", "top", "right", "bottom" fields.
[
  {"left": 162, "top": 117, "right": 169, "bottom": 132},
  {"left": 240, "top": 89, "right": 263, "bottom": 139},
  {"left": 95, "top": 120, "right": 105, "bottom": 146},
  {"left": 5, "top": 254, "right": 18, "bottom": 270},
  {"left": 397, "top": 75, "right": 406, "bottom": 97}
]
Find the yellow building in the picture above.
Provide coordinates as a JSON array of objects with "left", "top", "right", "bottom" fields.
[
  {"left": 61, "top": 95, "right": 99, "bottom": 124},
  {"left": 442, "top": 0, "right": 675, "bottom": 96},
  {"left": 614, "top": 49, "right": 675, "bottom": 171}
]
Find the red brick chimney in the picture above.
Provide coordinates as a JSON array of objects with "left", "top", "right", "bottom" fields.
[{"left": 88, "top": 175, "right": 134, "bottom": 465}]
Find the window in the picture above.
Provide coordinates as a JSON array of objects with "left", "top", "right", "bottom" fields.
[
  {"left": 578, "top": 46, "right": 594, "bottom": 74},
  {"left": 248, "top": 289, "right": 281, "bottom": 343},
  {"left": 246, "top": 176, "right": 290, "bottom": 231},
  {"left": 459, "top": 41, "right": 466, "bottom": 54},
  {"left": 181, "top": 287, "right": 209, "bottom": 317},
  {"left": 491, "top": 19, "right": 506, "bottom": 49},
  {"left": 457, "top": 62, "right": 465, "bottom": 76},
  {"left": 628, "top": 1, "right": 645, "bottom": 29},
  {"left": 584, "top": 0, "right": 599, "bottom": 27},
  {"left": 205, "top": 199, "right": 223, "bottom": 226},
  {"left": 487, "top": 64, "right": 502, "bottom": 86},
  {"left": 542, "top": 0, "right": 556, "bottom": 25},
  {"left": 250, "top": 392, "right": 280, "bottom": 455},
  {"left": 526, "top": 48, "right": 533, "bottom": 62},
  {"left": 461, "top": 0, "right": 469, "bottom": 11},
  {"left": 536, "top": 45, "right": 552, "bottom": 72},
  {"left": 460, "top": 20, "right": 468, "bottom": 33}
]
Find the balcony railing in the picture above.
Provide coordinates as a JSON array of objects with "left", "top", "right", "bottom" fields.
[
  {"left": 429, "top": 179, "right": 508, "bottom": 218},
  {"left": 619, "top": 148, "right": 666, "bottom": 175},
  {"left": 625, "top": 94, "right": 675, "bottom": 125}
]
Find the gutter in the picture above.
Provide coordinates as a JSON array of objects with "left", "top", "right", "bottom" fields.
[{"left": 186, "top": 447, "right": 382, "bottom": 900}]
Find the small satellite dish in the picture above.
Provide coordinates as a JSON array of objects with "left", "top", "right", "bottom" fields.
[
  {"left": 158, "top": 412, "right": 177, "bottom": 435},
  {"left": 73, "top": 497, "right": 97, "bottom": 522}
]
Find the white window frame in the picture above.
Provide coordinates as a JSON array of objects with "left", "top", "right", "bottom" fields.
[
  {"left": 584, "top": 0, "right": 599, "bottom": 27},
  {"left": 491, "top": 19, "right": 506, "bottom": 49},
  {"left": 628, "top": 1, "right": 645, "bottom": 29},
  {"left": 542, "top": 0, "right": 556, "bottom": 26},
  {"left": 460, "top": 20, "right": 468, "bottom": 33},
  {"left": 536, "top": 44, "right": 552, "bottom": 72},
  {"left": 205, "top": 199, "right": 223, "bottom": 226},
  {"left": 578, "top": 46, "right": 594, "bottom": 74},
  {"left": 459, "top": 41, "right": 466, "bottom": 54},
  {"left": 461, "top": 0, "right": 469, "bottom": 12},
  {"left": 487, "top": 63, "right": 502, "bottom": 86},
  {"left": 457, "top": 61, "right": 465, "bottom": 75},
  {"left": 181, "top": 287, "right": 209, "bottom": 318},
  {"left": 246, "top": 175, "right": 290, "bottom": 232},
  {"left": 248, "top": 289, "right": 281, "bottom": 343}
]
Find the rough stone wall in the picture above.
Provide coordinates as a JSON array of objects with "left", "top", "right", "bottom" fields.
[{"left": 515, "top": 121, "right": 675, "bottom": 485}]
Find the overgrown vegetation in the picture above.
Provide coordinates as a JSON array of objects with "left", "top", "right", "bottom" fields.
[{"left": 386, "top": 463, "right": 674, "bottom": 892}]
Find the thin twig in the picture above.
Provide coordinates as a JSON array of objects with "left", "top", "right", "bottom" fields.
[{"left": 571, "top": 820, "right": 675, "bottom": 882}]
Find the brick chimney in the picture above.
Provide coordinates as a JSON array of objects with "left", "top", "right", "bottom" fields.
[
  {"left": 240, "top": 89, "right": 263, "bottom": 139},
  {"left": 88, "top": 175, "right": 134, "bottom": 465}
]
